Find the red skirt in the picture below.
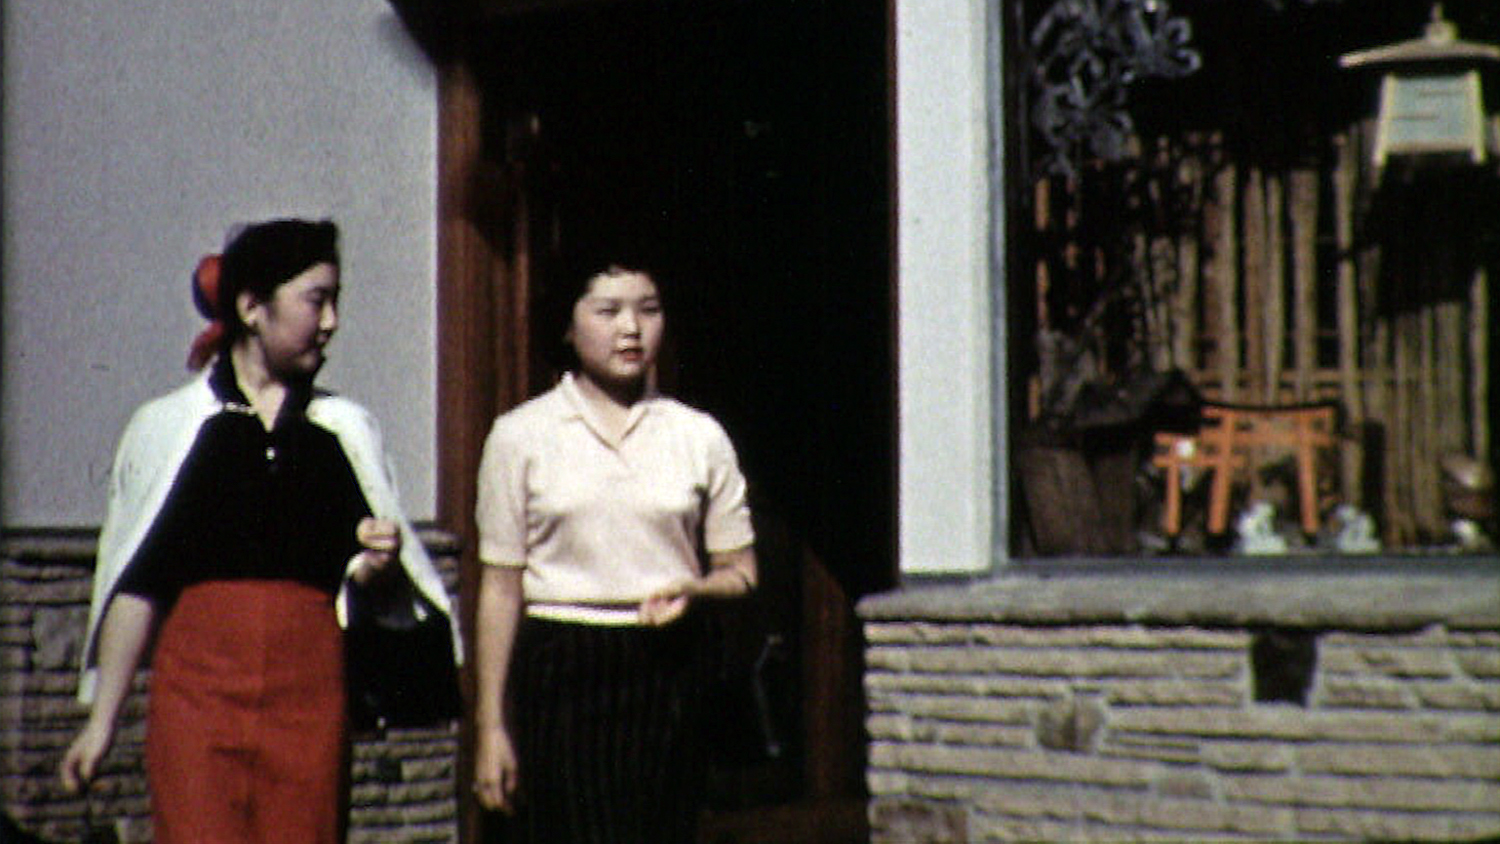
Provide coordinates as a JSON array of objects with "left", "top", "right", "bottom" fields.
[{"left": 146, "top": 580, "right": 347, "bottom": 844}]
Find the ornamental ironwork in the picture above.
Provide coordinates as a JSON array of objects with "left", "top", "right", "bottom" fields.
[{"left": 1027, "top": 0, "right": 1201, "bottom": 180}]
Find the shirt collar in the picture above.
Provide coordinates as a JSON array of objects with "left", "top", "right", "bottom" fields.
[
  {"left": 207, "top": 353, "right": 313, "bottom": 427},
  {"left": 557, "top": 372, "right": 659, "bottom": 446}
]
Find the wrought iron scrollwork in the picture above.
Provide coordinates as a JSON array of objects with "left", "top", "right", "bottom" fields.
[{"left": 1028, "top": 0, "right": 1201, "bottom": 180}]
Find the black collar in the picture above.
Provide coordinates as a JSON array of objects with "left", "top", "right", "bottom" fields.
[{"left": 207, "top": 354, "right": 313, "bottom": 429}]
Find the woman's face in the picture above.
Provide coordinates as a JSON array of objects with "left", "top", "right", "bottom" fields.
[
  {"left": 244, "top": 262, "right": 340, "bottom": 379},
  {"left": 567, "top": 270, "right": 663, "bottom": 391}
]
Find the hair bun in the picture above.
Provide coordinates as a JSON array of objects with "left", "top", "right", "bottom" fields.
[{"left": 191, "top": 254, "right": 222, "bottom": 319}]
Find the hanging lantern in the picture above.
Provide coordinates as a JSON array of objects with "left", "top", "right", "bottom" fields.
[{"left": 1340, "top": 5, "right": 1500, "bottom": 167}]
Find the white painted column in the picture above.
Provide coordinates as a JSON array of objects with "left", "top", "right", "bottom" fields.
[{"left": 895, "top": 0, "right": 995, "bottom": 574}]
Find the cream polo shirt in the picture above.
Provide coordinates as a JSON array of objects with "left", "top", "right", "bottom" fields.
[{"left": 476, "top": 373, "right": 755, "bottom": 624}]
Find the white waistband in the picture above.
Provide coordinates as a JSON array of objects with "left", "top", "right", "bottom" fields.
[{"left": 526, "top": 603, "right": 642, "bottom": 625}]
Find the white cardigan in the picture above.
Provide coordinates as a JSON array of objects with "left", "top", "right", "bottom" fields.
[{"left": 78, "top": 371, "right": 462, "bottom": 704}]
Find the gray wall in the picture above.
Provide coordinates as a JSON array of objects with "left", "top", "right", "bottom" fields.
[{"left": 2, "top": 1, "right": 439, "bottom": 527}]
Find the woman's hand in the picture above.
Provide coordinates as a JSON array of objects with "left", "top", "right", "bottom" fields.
[
  {"left": 59, "top": 718, "right": 115, "bottom": 795},
  {"left": 352, "top": 517, "right": 401, "bottom": 585},
  {"left": 473, "top": 724, "right": 520, "bottom": 814},
  {"left": 639, "top": 548, "right": 758, "bottom": 626},
  {"left": 639, "top": 581, "right": 694, "bottom": 627}
]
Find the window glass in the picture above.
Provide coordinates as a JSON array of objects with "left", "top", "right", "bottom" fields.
[{"left": 1007, "top": 0, "right": 1500, "bottom": 558}]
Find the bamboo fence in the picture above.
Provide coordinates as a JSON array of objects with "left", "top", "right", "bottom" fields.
[{"left": 1029, "top": 126, "right": 1494, "bottom": 546}]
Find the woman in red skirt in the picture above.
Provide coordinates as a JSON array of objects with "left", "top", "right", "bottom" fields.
[{"left": 59, "top": 219, "right": 459, "bottom": 844}]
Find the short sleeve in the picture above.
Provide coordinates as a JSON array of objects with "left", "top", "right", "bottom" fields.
[
  {"left": 701, "top": 419, "right": 755, "bottom": 554},
  {"left": 475, "top": 417, "right": 530, "bottom": 567}
]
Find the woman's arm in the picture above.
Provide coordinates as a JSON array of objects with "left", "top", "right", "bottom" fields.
[
  {"left": 60, "top": 593, "right": 157, "bottom": 793},
  {"left": 473, "top": 564, "right": 524, "bottom": 813},
  {"left": 639, "top": 545, "right": 758, "bottom": 626},
  {"left": 698, "top": 546, "right": 758, "bottom": 597}
]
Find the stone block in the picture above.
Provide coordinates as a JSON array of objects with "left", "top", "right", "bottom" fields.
[
  {"left": 866, "top": 769, "right": 912, "bottom": 796},
  {"left": 866, "top": 713, "right": 915, "bottom": 741},
  {"left": 865, "top": 691, "right": 1034, "bottom": 724},
  {"left": 1412, "top": 679, "right": 1500, "bottom": 710},
  {"left": 1294, "top": 742, "right": 1500, "bottom": 779},
  {"left": 866, "top": 622, "right": 976, "bottom": 645},
  {"left": 967, "top": 625, "right": 1248, "bottom": 650},
  {"left": 1321, "top": 626, "right": 1454, "bottom": 648},
  {"left": 13, "top": 580, "right": 93, "bottom": 606},
  {"left": 869, "top": 742, "right": 1154, "bottom": 787},
  {"left": 1221, "top": 772, "right": 1500, "bottom": 811},
  {"left": 865, "top": 670, "right": 1068, "bottom": 700},
  {"left": 972, "top": 783, "right": 1140, "bottom": 824},
  {"left": 1200, "top": 741, "right": 1293, "bottom": 772},
  {"left": 1137, "top": 796, "right": 1294, "bottom": 835},
  {"left": 869, "top": 797, "right": 968, "bottom": 844},
  {"left": 1098, "top": 734, "right": 1202, "bottom": 765},
  {"left": 1456, "top": 648, "right": 1500, "bottom": 679},
  {"left": 1295, "top": 807, "right": 1500, "bottom": 841},
  {"left": 1319, "top": 644, "right": 1457, "bottom": 679},
  {"left": 1112, "top": 705, "right": 1500, "bottom": 743},
  {"left": 0, "top": 625, "right": 32, "bottom": 646},
  {"left": 31, "top": 607, "right": 85, "bottom": 671},
  {"left": 1101, "top": 679, "right": 1246, "bottom": 706},
  {"left": 970, "top": 814, "right": 1109, "bottom": 842},
  {"left": 1153, "top": 771, "right": 1214, "bottom": 800},
  {"left": 1450, "top": 630, "right": 1500, "bottom": 647},
  {"left": 1036, "top": 695, "right": 1105, "bottom": 752},
  {"left": 904, "top": 773, "right": 991, "bottom": 802},
  {"left": 18, "top": 671, "right": 84, "bottom": 697},
  {"left": 1314, "top": 677, "right": 1415, "bottom": 709},
  {"left": 926, "top": 721, "right": 1035, "bottom": 748},
  {"left": 871, "top": 645, "right": 1242, "bottom": 680}
]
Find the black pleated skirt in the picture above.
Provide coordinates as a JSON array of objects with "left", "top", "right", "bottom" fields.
[{"left": 486, "top": 612, "right": 708, "bottom": 844}]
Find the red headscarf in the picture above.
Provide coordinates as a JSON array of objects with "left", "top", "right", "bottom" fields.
[{"left": 186, "top": 254, "right": 225, "bottom": 371}]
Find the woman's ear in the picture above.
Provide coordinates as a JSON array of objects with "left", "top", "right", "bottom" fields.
[{"left": 236, "top": 290, "right": 263, "bottom": 332}]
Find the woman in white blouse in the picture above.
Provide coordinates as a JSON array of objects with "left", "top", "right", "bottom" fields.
[{"left": 472, "top": 259, "right": 758, "bottom": 843}]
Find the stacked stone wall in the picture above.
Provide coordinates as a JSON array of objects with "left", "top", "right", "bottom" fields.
[
  {"left": 1, "top": 531, "right": 462, "bottom": 844},
  {"left": 861, "top": 572, "right": 1500, "bottom": 843}
]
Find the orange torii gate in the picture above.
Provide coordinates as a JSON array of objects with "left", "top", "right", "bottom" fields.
[{"left": 1154, "top": 404, "right": 1338, "bottom": 538}]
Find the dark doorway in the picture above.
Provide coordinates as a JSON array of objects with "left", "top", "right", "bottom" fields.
[
  {"left": 474, "top": 0, "right": 893, "bottom": 590},
  {"left": 447, "top": 0, "right": 893, "bottom": 840}
]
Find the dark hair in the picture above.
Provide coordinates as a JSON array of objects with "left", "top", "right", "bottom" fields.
[
  {"left": 200, "top": 218, "right": 340, "bottom": 345},
  {"left": 538, "top": 250, "right": 666, "bottom": 373}
]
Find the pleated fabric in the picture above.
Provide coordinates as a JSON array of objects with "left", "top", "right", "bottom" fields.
[
  {"left": 146, "top": 580, "right": 347, "bottom": 844},
  {"left": 488, "top": 613, "right": 708, "bottom": 844}
]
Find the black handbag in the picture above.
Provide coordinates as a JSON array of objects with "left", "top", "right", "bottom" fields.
[{"left": 344, "top": 583, "right": 462, "bottom": 732}]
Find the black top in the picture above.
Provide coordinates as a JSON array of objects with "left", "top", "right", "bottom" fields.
[{"left": 116, "top": 355, "right": 372, "bottom": 601}]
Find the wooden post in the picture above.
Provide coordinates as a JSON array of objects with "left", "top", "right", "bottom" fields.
[
  {"left": 1263, "top": 170, "right": 1286, "bottom": 405},
  {"left": 1174, "top": 152, "right": 1202, "bottom": 372},
  {"left": 1394, "top": 309, "right": 1417, "bottom": 542},
  {"left": 1207, "top": 150, "right": 1240, "bottom": 402},
  {"left": 1291, "top": 167, "right": 1318, "bottom": 404},
  {"left": 1032, "top": 177, "right": 1052, "bottom": 420},
  {"left": 1473, "top": 265, "right": 1491, "bottom": 464},
  {"left": 1418, "top": 301, "right": 1439, "bottom": 534},
  {"left": 436, "top": 59, "right": 494, "bottom": 844},
  {"left": 1243, "top": 167, "right": 1267, "bottom": 402},
  {"left": 1334, "top": 132, "right": 1364, "bottom": 508}
]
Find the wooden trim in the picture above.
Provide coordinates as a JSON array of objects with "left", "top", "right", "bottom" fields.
[
  {"left": 801, "top": 546, "right": 865, "bottom": 801},
  {"left": 436, "top": 59, "right": 490, "bottom": 844},
  {"left": 436, "top": 63, "right": 490, "bottom": 541}
]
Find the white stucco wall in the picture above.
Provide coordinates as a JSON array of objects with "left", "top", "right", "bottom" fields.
[
  {"left": 2, "top": 2, "right": 438, "bottom": 526},
  {"left": 896, "top": 0, "right": 995, "bottom": 574}
]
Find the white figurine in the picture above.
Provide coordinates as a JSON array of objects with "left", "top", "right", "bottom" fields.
[{"left": 1235, "top": 501, "right": 1288, "bottom": 555}]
